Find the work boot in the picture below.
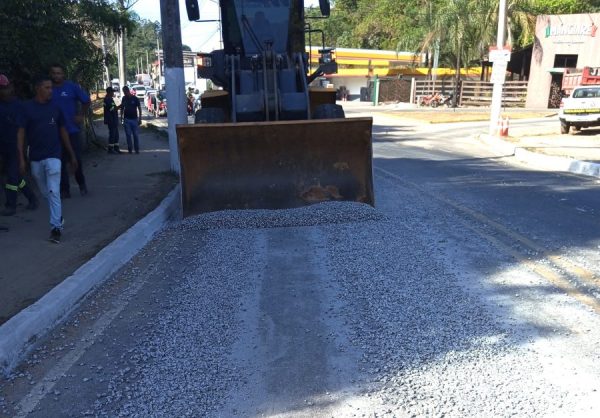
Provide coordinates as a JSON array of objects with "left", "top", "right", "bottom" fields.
[
  {"left": 107, "top": 147, "right": 115, "bottom": 154},
  {"left": 114, "top": 145, "right": 123, "bottom": 154},
  {"left": 80, "top": 185, "right": 88, "bottom": 196},
  {"left": 1, "top": 206, "right": 16, "bottom": 216},
  {"left": 26, "top": 197, "right": 38, "bottom": 211},
  {"left": 49, "top": 228, "right": 61, "bottom": 244}
]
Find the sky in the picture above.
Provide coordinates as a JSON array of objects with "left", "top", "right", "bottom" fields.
[{"left": 131, "top": 0, "right": 319, "bottom": 52}]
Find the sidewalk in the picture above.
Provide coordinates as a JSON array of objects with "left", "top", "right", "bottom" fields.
[
  {"left": 479, "top": 127, "right": 600, "bottom": 179},
  {"left": 0, "top": 121, "right": 177, "bottom": 325},
  {"left": 343, "top": 100, "right": 600, "bottom": 179}
]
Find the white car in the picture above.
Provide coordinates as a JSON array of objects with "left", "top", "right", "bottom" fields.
[
  {"left": 559, "top": 85, "right": 600, "bottom": 134},
  {"left": 131, "top": 85, "right": 148, "bottom": 99}
]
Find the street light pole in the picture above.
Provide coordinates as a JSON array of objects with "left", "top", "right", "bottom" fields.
[
  {"left": 489, "top": 0, "right": 508, "bottom": 135},
  {"left": 160, "top": 0, "right": 186, "bottom": 173}
]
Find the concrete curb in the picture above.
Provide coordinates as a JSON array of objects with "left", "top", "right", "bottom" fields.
[
  {"left": 0, "top": 185, "right": 182, "bottom": 377},
  {"left": 478, "top": 134, "right": 600, "bottom": 179}
]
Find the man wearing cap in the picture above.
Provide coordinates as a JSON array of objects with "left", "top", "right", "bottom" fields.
[
  {"left": 18, "top": 76, "right": 78, "bottom": 243},
  {"left": 103, "top": 86, "right": 121, "bottom": 154},
  {"left": 49, "top": 63, "right": 90, "bottom": 197},
  {"left": 0, "top": 74, "right": 38, "bottom": 216}
]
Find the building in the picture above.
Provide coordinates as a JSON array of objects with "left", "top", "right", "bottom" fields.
[
  {"left": 307, "top": 47, "right": 481, "bottom": 100},
  {"left": 526, "top": 13, "right": 600, "bottom": 108},
  {"left": 152, "top": 50, "right": 208, "bottom": 92}
]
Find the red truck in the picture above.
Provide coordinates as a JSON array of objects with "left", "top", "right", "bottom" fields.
[{"left": 561, "top": 67, "right": 600, "bottom": 96}]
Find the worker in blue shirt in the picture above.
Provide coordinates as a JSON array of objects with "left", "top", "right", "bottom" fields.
[
  {"left": 0, "top": 74, "right": 38, "bottom": 216},
  {"left": 50, "top": 63, "right": 90, "bottom": 198},
  {"left": 18, "top": 76, "right": 78, "bottom": 243}
]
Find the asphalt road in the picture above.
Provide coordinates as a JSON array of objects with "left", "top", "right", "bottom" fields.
[{"left": 2, "top": 111, "right": 600, "bottom": 417}]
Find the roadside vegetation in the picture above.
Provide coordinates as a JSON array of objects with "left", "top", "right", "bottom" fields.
[
  {"left": 1, "top": 0, "right": 599, "bottom": 98},
  {"left": 307, "top": 0, "right": 599, "bottom": 78},
  {"left": 0, "top": 0, "right": 161, "bottom": 96}
]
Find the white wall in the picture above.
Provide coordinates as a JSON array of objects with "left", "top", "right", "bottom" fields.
[
  {"left": 526, "top": 13, "right": 600, "bottom": 108},
  {"left": 325, "top": 77, "right": 369, "bottom": 96}
]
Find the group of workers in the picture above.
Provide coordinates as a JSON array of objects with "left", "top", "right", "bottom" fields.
[
  {"left": 0, "top": 64, "right": 90, "bottom": 243},
  {"left": 103, "top": 85, "right": 143, "bottom": 155}
]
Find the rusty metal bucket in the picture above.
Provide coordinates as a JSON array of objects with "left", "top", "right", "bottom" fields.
[{"left": 176, "top": 117, "right": 373, "bottom": 217}]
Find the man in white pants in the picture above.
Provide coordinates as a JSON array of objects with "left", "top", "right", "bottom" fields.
[{"left": 17, "top": 76, "right": 78, "bottom": 243}]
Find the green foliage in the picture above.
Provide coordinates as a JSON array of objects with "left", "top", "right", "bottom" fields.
[
  {"left": 0, "top": 0, "right": 129, "bottom": 97},
  {"left": 306, "top": 0, "right": 600, "bottom": 80},
  {"left": 528, "top": 0, "right": 590, "bottom": 14},
  {"left": 308, "top": 0, "right": 598, "bottom": 53}
]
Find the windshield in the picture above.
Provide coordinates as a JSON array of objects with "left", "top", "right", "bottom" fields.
[
  {"left": 573, "top": 88, "right": 600, "bottom": 99},
  {"left": 233, "top": 0, "right": 291, "bottom": 55}
]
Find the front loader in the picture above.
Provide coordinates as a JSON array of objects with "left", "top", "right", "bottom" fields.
[{"left": 179, "top": 0, "right": 373, "bottom": 217}]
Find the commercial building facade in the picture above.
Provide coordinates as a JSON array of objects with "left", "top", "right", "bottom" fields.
[{"left": 526, "top": 13, "right": 600, "bottom": 108}]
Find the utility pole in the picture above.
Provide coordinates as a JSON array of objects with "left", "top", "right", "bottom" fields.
[
  {"left": 156, "top": 37, "right": 162, "bottom": 88},
  {"left": 118, "top": 27, "right": 126, "bottom": 88},
  {"left": 160, "top": 0, "right": 186, "bottom": 173},
  {"left": 489, "top": 0, "right": 508, "bottom": 135},
  {"left": 99, "top": 32, "right": 111, "bottom": 88}
]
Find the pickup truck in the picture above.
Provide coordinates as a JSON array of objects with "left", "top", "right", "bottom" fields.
[{"left": 558, "top": 85, "right": 600, "bottom": 134}]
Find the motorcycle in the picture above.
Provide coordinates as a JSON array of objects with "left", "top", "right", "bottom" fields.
[
  {"left": 187, "top": 95, "right": 194, "bottom": 116},
  {"left": 419, "top": 92, "right": 443, "bottom": 107},
  {"left": 439, "top": 92, "right": 455, "bottom": 107}
]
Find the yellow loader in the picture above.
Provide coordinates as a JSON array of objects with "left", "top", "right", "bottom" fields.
[{"left": 178, "top": 0, "right": 373, "bottom": 217}]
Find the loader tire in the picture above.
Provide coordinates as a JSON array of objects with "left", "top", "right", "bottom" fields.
[
  {"left": 560, "top": 120, "right": 570, "bottom": 134},
  {"left": 195, "top": 107, "right": 225, "bottom": 124},
  {"left": 313, "top": 104, "right": 345, "bottom": 119}
]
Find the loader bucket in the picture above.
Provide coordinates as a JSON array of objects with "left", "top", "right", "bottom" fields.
[{"left": 176, "top": 117, "right": 373, "bottom": 217}]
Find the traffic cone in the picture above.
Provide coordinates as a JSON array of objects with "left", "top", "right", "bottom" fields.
[{"left": 500, "top": 116, "right": 509, "bottom": 137}]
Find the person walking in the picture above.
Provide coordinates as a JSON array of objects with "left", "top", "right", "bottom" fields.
[
  {"left": 17, "top": 76, "right": 78, "bottom": 243},
  {"left": 0, "top": 74, "right": 38, "bottom": 216},
  {"left": 103, "top": 86, "right": 121, "bottom": 154},
  {"left": 49, "top": 63, "right": 90, "bottom": 197},
  {"left": 119, "top": 86, "right": 142, "bottom": 154}
]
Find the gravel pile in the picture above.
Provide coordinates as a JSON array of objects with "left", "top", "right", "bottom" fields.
[
  {"left": 5, "top": 192, "right": 594, "bottom": 416},
  {"left": 94, "top": 227, "right": 261, "bottom": 417},
  {"left": 176, "top": 201, "right": 385, "bottom": 231},
  {"left": 317, "top": 178, "right": 578, "bottom": 416}
]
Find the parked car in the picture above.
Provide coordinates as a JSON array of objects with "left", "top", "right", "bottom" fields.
[
  {"left": 111, "top": 83, "right": 121, "bottom": 99},
  {"left": 131, "top": 85, "right": 147, "bottom": 99},
  {"left": 559, "top": 85, "right": 600, "bottom": 134}
]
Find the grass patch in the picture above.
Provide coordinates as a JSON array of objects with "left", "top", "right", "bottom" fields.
[
  {"left": 143, "top": 123, "right": 169, "bottom": 138},
  {"left": 387, "top": 110, "right": 557, "bottom": 123}
]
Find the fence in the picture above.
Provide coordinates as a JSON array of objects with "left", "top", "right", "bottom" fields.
[
  {"left": 459, "top": 80, "right": 528, "bottom": 107},
  {"left": 411, "top": 79, "right": 528, "bottom": 107}
]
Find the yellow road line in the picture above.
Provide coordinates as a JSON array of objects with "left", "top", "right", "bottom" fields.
[
  {"left": 375, "top": 166, "right": 600, "bottom": 311},
  {"left": 459, "top": 218, "right": 600, "bottom": 315}
]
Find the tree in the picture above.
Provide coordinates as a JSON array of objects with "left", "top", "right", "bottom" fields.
[{"left": 0, "top": 0, "right": 130, "bottom": 96}]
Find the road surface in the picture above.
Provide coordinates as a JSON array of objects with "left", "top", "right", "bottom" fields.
[{"left": 1, "top": 111, "right": 599, "bottom": 417}]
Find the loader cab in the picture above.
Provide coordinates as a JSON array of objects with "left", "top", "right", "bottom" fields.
[
  {"left": 231, "top": 0, "right": 291, "bottom": 55},
  {"left": 186, "top": 0, "right": 335, "bottom": 123}
]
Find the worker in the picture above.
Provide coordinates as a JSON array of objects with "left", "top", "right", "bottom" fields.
[
  {"left": 119, "top": 86, "right": 142, "bottom": 154},
  {"left": 49, "top": 63, "right": 90, "bottom": 198},
  {"left": 0, "top": 74, "right": 38, "bottom": 216},
  {"left": 103, "top": 87, "right": 122, "bottom": 154},
  {"left": 18, "top": 75, "right": 78, "bottom": 243}
]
